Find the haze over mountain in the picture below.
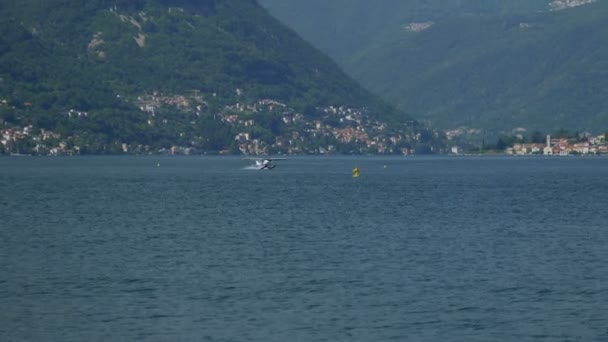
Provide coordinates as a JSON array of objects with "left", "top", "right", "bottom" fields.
[
  {"left": 260, "top": 0, "right": 608, "bottom": 133},
  {"left": 259, "top": 0, "right": 551, "bottom": 62},
  {"left": 0, "top": 0, "right": 443, "bottom": 155}
]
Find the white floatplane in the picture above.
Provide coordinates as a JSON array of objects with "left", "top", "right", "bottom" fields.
[{"left": 247, "top": 157, "right": 285, "bottom": 170}]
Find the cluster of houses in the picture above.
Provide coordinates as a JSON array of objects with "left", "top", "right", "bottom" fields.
[
  {"left": 136, "top": 92, "right": 202, "bottom": 126},
  {"left": 549, "top": 0, "right": 597, "bottom": 11},
  {"left": 5, "top": 90, "right": 608, "bottom": 157},
  {"left": 223, "top": 100, "right": 414, "bottom": 155},
  {"left": 2, "top": 89, "right": 421, "bottom": 156},
  {"left": 3, "top": 87, "right": 417, "bottom": 156},
  {"left": 506, "top": 134, "right": 608, "bottom": 155},
  {"left": 1, "top": 126, "right": 72, "bottom": 156}
]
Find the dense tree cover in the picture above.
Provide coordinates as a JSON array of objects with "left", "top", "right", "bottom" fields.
[
  {"left": 260, "top": 0, "right": 608, "bottom": 133},
  {"left": 349, "top": 2, "right": 608, "bottom": 132},
  {"left": 0, "top": 0, "right": 408, "bottom": 154},
  {"left": 259, "top": 0, "right": 549, "bottom": 62}
]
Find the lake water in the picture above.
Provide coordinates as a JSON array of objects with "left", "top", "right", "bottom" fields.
[{"left": 1, "top": 156, "right": 607, "bottom": 341}]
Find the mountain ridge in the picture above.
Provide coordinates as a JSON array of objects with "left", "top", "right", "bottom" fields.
[
  {"left": 259, "top": 0, "right": 608, "bottom": 133},
  {"left": 1, "top": 0, "right": 445, "bottom": 155},
  {"left": 349, "top": 1, "right": 608, "bottom": 132}
]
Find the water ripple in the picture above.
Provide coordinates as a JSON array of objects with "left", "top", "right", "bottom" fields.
[{"left": 1, "top": 156, "right": 607, "bottom": 341}]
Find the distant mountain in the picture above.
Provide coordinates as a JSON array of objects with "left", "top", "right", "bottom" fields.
[
  {"left": 0, "top": 0, "right": 443, "bottom": 155},
  {"left": 260, "top": 0, "right": 608, "bottom": 133},
  {"left": 259, "top": 0, "right": 551, "bottom": 63}
]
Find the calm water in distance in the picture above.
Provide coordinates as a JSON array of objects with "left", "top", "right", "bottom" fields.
[{"left": 1, "top": 156, "right": 607, "bottom": 341}]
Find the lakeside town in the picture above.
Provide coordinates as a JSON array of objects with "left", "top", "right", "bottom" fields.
[
  {"left": 4, "top": 122, "right": 607, "bottom": 157},
  {"left": 1, "top": 91, "right": 437, "bottom": 156},
  {"left": 505, "top": 134, "right": 608, "bottom": 156},
  {"left": 446, "top": 127, "right": 608, "bottom": 156},
  {"left": 2, "top": 92, "right": 607, "bottom": 156}
]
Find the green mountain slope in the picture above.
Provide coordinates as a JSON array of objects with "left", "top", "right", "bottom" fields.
[
  {"left": 0, "top": 0, "right": 441, "bottom": 155},
  {"left": 1, "top": 0, "right": 375, "bottom": 110},
  {"left": 259, "top": 0, "right": 549, "bottom": 63},
  {"left": 260, "top": 0, "right": 608, "bottom": 133},
  {"left": 350, "top": 2, "right": 608, "bottom": 132}
]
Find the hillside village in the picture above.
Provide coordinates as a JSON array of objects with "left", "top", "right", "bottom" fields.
[
  {"left": 506, "top": 135, "right": 608, "bottom": 156},
  {"left": 5, "top": 91, "right": 607, "bottom": 157},
  {"left": 549, "top": 0, "right": 597, "bottom": 11},
  {"left": 131, "top": 90, "right": 441, "bottom": 155},
  {"left": 446, "top": 128, "right": 608, "bottom": 156},
  {"left": 4, "top": 88, "right": 608, "bottom": 157},
  {"left": 1, "top": 90, "right": 438, "bottom": 156}
]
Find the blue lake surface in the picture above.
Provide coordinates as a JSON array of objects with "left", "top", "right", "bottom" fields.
[{"left": 1, "top": 156, "right": 608, "bottom": 341}]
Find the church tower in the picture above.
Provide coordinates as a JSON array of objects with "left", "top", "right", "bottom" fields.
[{"left": 544, "top": 135, "right": 553, "bottom": 155}]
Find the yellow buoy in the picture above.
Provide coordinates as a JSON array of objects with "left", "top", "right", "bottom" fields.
[{"left": 352, "top": 166, "right": 360, "bottom": 178}]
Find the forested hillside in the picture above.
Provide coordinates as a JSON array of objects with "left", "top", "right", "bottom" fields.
[
  {"left": 260, "top": 0, "right": 608, "bottom": 133},
  {"left": 259, "top": 0, "right": 550, "bottom": 63},
  {"left": 349, "top": 1, "right": 608, "bottom": 132},
  {"left": 1, "top": 0, "right": 376, "bottom": 113},
  {"left": 0, "top": 0, "right": 442, "bottom": 155}
]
